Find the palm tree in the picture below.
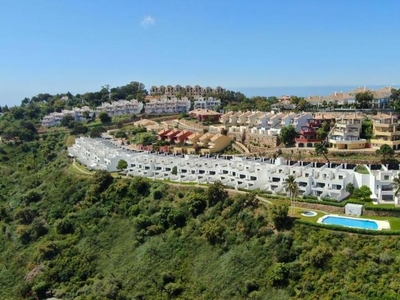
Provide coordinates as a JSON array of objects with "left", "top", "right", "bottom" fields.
[
  {"left": 392, "top": 173, "right": 400, "bottom": 203},
  {"left": 315, "top": 143, "right": 330, "bottom": 164},
  {"left": 283, "top": 175, "right": 299, "bottom": 216}
]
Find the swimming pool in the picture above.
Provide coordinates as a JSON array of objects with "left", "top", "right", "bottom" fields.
[{"left": 318, "top": 215, "right": 385, "bottom": 230}]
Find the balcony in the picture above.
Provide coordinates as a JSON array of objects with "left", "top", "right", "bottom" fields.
[{"left": 295, "top": 137, "right": 321, "bottom": 143}]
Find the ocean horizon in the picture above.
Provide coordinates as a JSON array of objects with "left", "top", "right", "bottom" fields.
[{"left": 233, "top": 85, "right": 400, "bottom": 98}]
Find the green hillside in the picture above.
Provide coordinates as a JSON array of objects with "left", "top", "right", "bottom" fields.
[{"left": 0, "top": 132, "right": 400, "bottom": 299}]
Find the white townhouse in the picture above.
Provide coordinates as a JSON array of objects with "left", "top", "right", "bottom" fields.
[
  {"left": 95, "top": 99, "right": 144, "bottom": 117},
  {"left": 41, "top": 106, "right": 94, "bottom": 127},
  {"left": 68, "top": 137, "right": 135, "bottom": 171},
  {"left": 256, "top": 112, "right": 275, "bottom": 128},
  {"left": 290, "top": 113, "right": 313, "bottom": 132},
  {"left": 266, "top": 112, "right": 285, "bottom": 129},
  {"left": 144, "top": 96, "right": 191, "bottom": 115},
  {"left": 246, "top": 112, "right": 266, "bottom": 127},
  {"left": 69, "top": 137, "right": 400, "bottom": 204},
  {"left": 219, "top": 111, "right": 234, "bottom": 124},
  {"left": 193, "top": 97, "right": 221, "bottom": 110},
  {"left": 369, "top": 165, "right": 400, "bottom": 203}
]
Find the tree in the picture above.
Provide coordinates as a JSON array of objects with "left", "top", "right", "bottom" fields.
[
  {"left": 376, "top": 144, "right": 394, "bottom": 160},
  {"left": 360, "top": 119, "right": 373, "bottom": 140},
  {"left": 90, "top": 126, "right": 106, "bottom": 138},
  {"left": 187, "top": 193, "right": 207, "bottom": 217},
  {"left": 316, "top": 121, "right": 330, "bottom": 140},
  {"left": 355, "top": 91, "right": 374, "bottom": 109},
  {"left": 346, "top": 183, "right": 355, "bottom": 195},
  {"left": 390, "top": 88, "right": 400, "bottom": 111},
  {"left": 71, "top": 123, "right": 88, "bottom": 135},
  {"left": 352, "top": 186, "right": 372, "bottom": 202},
  {"left": 202, "top": 220, "right": 225, "bottom": 245},
  {"left": 207, "top": 181, "right": 228, "bottom": 207},
  {"left": 279, "top": 125, "right": 297, "bottom": 146},
  {"left": 117, "top": 159, "right": 128, "bottom": 171},
  {"left": 171, "top": 166, "right": 177, "bottom": 175},
  {"left": 82, "top": 110, "right": 92, "bottom": 122},
  {"left": 283, "top": 175, "right": 298, "bottom": 216},
  {"left": 61, "top": 115, "right": 74, "bottom": 128},
  {"left": 99, "top": 111, "right": 111, "bottom": 124},
  {"left": 315, "top": 143, "right": 330, "bottom": 164},
  {"left": 269, "top": 203, "right": 290, "bottom": 231},
  {"left": 392, "top": 173, "right": 400, "bottom": 201},
  {"left": 114, "top": 130, "right": 127, "bottom": 139}
]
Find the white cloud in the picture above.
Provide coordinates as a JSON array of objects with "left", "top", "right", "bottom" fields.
[{"left": 140, "top": 15, "right": 155, "bottom": 28}]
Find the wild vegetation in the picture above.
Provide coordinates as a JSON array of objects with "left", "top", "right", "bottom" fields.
[
  {"left": 2, "top": 84, "right": 400, "bottom": 299},
  {"left": 1, "top": 132, "right": 400, "bottom": 299}
]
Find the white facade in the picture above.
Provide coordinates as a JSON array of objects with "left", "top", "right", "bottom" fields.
[
  {"left": 41, "top": 106, "right": 93, "bottom": 127},
  {"left": 69, "top": 137, "right": 400, "bottom": 204},
  {"left": 144, "top": 96, "right": 191, "bottom": 115},
  {"left": 95, "top": 99, "right": 144, "bottom": 117},
  {"left": 193, "top": 97, "right": 221, "bottom": 110},
  {"left": 290, "top": 113, "right": 313, "bottom": 132}
]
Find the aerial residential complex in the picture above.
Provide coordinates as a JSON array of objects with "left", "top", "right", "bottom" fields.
[{"left": 68, "top": 137, "right": 400, "bottom": 204}]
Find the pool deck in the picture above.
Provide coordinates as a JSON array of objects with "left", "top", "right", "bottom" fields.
[{"left": 317, "top": 214, "right": 391, "bottom": 231}]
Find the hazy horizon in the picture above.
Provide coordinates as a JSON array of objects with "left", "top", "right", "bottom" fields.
[{"left": 1, "top": 83, "right": 399, "bottom": 108}]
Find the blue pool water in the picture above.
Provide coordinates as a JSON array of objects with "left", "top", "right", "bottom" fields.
[{"left": 321, "top": 216, "right": 378, "bottom": 230}]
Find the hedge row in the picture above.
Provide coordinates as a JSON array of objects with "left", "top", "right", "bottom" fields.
[
  {"left": 364, "top": 205, "right": 400, "bottom": 212},
  {"left": 295, "top": 219, "right": 400, "bottom": 236}
]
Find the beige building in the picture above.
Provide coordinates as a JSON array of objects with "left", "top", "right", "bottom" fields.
[
  {"left": 329, "top": 113, "right": 366, "bottom": 149},
  {"left": 371, "top": 113, "right": 400, "bottom": 150},
  {"left": 200, "top": 133, "right": 232, "bottom": 154}
]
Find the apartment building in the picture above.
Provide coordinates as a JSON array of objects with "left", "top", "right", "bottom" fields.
[
  {"left": 69, "top": 137, "right": 400, "bottom": 203},
  {"left": 290, "top": 113, "right": 313, "bottom": 131},
  {"left": 295, "top": 114, "right": 334, "bottom": 148},
  {"left": 41, "top": 106, "right": 93, "bottom": 127},
  {"left": 95, "top": 99, "right": 144, "bottom": 117},
  {"left": 144, "top": 97, "right": 191, "bottom": 115},
  {"left": 193, "top": 97, "right": 221, "bottom": 110},
  {"left": 328, "top": 113, "right": 366, "bottom": 149},
  {"left": 370, "top": 113, "right": 400, "bottom": 150},
  {"left": 323, "top": 91, "right": 355, "bottom": 106},
  {"left": 150, "top": 85, "right": 225, "bottom": 97}
]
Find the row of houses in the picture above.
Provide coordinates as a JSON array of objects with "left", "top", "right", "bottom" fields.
[
  {"left": 41, "top": 106, "right": 94, "bottom": 127},
  {"left": 157, "top": 129, "right": 231, "bottom": 155},
  {"left": 219, "top": 111, "right": 313, "bottom": 131},
  {"left": 296, "top": 112, "right": 400, "bottom": 150},
  {"left": 68, "top": 137, "right": 400, "bottom": 204},
  {"left": 42, "top": 97, "right": 222, "bottom": 127},
  {"left": 278, "top": 86, "right": 393, "bottom": 109},
  {"left": 149, "top": 85, "right": 225, "bottom": 97},
  {"left": 219, "top": 110, "right": 400, "bottom": 150}
]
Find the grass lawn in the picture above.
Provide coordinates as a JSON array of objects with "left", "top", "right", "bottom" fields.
[
  {"left": 291, "top": 207, "right": 326, "bottom": 223},
  {"left": 68, "top": 162, "right": 94, "bottom": 176},
  {"left": 65, "top": 135, "right": 75, "bottom": 147}
]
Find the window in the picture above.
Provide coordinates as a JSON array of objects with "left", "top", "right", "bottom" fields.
[{"left": 384, "top": 175, "right": 389, "bottom": 180}]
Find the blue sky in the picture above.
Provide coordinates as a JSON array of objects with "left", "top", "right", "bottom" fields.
[{"left": 1, "top": 0, "right": 400, "bottom": 106}]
